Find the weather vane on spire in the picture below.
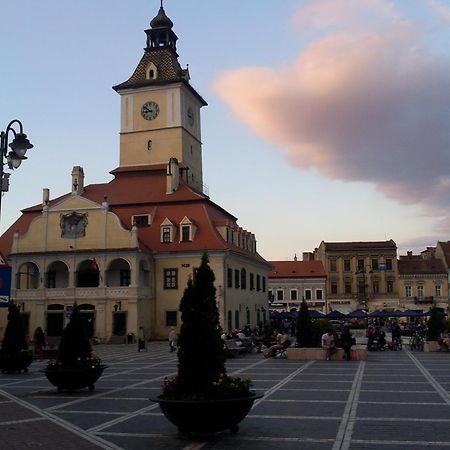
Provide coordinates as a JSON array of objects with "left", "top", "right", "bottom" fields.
[{"left": 161, "top": 0, "right": 164, "bottom": 7}]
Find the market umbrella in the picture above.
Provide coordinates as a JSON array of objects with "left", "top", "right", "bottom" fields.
[
  {"left": 327, "top": 310, "right": 347, "bottom": 319},
  {"left": 347, "top": 309, "right": 368, "bottom": 319},
  {"left": 368, "top": 309, "right": 394, "bottom": 318},
  {"left": 309, "top": 310, "right": 325, "bottom": 319},
  {"left": 401, "top": 309, "right": 424, "bottom": 317}
]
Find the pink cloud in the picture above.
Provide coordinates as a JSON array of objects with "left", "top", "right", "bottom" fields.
[{"left": 215, "top": 0, "right": 450, "bottom": 228}]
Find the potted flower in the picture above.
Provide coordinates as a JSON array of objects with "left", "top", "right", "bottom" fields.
[
  {"left": 151, "top": 253, "right": 261, "bottom": 435},
  {"left": 0, "top": 303, "right": 33, "bottom": 373},
  {"left": 43, "top": 304, "right": 107, "bottom": 392}
]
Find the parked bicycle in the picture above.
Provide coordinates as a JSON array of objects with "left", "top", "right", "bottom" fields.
[{"left": 409, "top": 332, "right": 424, "bottom": 351}]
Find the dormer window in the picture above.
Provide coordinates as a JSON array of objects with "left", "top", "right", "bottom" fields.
[
  {"left": 179, "top": 216, "right": 196, "bottom": 242},
  {"left": 132, "top": 214, "right": 151, "bottom": 227},
  {"left": 160, "top": 218, "right": 175, "bottom": 243},
  {"left": 146, "top": 62, "right": 158, "bottom": 80},
  {"left": 181, "top": 225, "right": 191, "bottom": 242}
]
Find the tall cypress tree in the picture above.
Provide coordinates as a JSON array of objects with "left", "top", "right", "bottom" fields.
[
  {"left": 177, "top": 253, "right": 225, "bottom": 395},
  {"left": 57, "top": 304, "right": 92, "bottom": 366},
  {"left": 295, "top": 299, "right": 313, "bottom": 347},
  {"left": 1, "top": 303, "right": 28, "bottom": 356}
]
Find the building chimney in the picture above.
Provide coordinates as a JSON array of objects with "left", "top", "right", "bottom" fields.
[
  {"left": 42, "top": 188, "right": 49, "bottom": 205},
  {"left": 71, "top": 166, "right": 85, "bottom": 194},
  {"left": 303, "top": 252, "right": 314, "bottom": 261},
  {"left": 166, "top": 158, "right": 180, "bottom": 194},
  {"left": 407, "top": 251, "right": 412, "bottom": 258},
  {"left": 294, "top": 254, "right": 298, "bottom": 261}
]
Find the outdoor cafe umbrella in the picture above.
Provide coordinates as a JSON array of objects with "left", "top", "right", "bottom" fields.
[
  {"left": 368, "top": 309, "right": 396, "bottom": 318},
  {"left": 309, "top": 310, "right": 326, "bottom": 319},
  {"left": 347, "top": 309, "right": 368, "bottom": 319},
  {"left": 327, "top": 310, "right": 347, "bottom": 319},
  {"left": 401, "top": 309, "right": 425, "bottom": 317}
]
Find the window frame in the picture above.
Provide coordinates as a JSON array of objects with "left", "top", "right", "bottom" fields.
[{"left": 163, "top": 268, "right": 178, "bottom": 289}]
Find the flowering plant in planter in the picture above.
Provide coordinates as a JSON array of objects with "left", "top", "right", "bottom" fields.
[
  {"left": 44, "top": 304, "right": 106, "bottom": 392},
  {"left": 152, "top": 253, "right": 260, "bottom": 435},
  {"left": 0, "top": 303, "right": 33, "bottom": 373}
]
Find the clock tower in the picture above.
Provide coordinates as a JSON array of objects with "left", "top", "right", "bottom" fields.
[{"left": 113, "top": 3, "right": 207, "bottom": 193}]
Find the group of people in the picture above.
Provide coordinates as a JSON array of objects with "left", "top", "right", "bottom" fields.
[{"left": 321, "top": 326, "right": 355, "bottom": 361}]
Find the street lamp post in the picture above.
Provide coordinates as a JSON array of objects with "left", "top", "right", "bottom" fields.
[
  {"left": 0, "top": 120, "right": 34, "bottom": 222},
  {"left": 356, "top": 265, "right": 373, "bottom": 309}
]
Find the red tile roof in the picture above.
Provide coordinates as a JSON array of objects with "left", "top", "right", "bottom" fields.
[
  {"left": 0, "top": 167, "right": 267, "bottom": 266},
  {"left": 268, "top": 261, "right": 326, "bottom": 279},
  {"left": 437, "top": 241, "right": 450, "bottom": 267},
  {"left": 398, "top": 258, "right": 446, "bottom": 275}
]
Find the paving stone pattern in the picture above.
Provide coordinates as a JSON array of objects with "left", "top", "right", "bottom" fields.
[{"left": 1, "top": 343, "right": 450, "bottom": 449}]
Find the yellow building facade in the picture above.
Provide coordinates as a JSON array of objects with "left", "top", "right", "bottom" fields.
[{"left": 0, "top": 5, "right": 270, "bottom": 342}]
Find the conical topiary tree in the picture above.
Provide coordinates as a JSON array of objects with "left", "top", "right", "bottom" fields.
[
  {"left": 1, "top": 303, "right": 28, "bottom": 356},
  {"left": 57, "top": 304, "right": 92, "bottom": 366},
  {"left": 295, "top": 299, "right": 313, "bottom": 347},
  {"left": 177, "top": 253, "right": 226, "bottom": 396}
]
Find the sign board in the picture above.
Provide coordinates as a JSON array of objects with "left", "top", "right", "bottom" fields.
[
  {"left": 0, "top": 267, "right": 11, "bottom": 307},
  {"left": 378, "top": 263, "right": 386, "bottom": 270}
]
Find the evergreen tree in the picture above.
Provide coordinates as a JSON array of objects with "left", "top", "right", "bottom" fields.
[
  {"left": 427, "top": 306, "right": 444, "bottom": 341},
  {"left": 1, "top": 303, "right": 28, "bottom": 356},
  {"left": 57, "top": 304, "right": 92, "bottom": 366},
  {"left": 295, "top": 299, "right": 313, "bottom": 347},
  {"left": 177, "top": 253, "right": 226, "bottom": 395}
]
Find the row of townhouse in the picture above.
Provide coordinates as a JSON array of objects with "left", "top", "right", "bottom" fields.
[{"left": 267, "top": 240, "right": 450, "bottom": 314}]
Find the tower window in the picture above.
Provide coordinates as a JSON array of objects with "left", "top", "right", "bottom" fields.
[{"left": 146, "top": 62, "right": 158, "bottom": 80}]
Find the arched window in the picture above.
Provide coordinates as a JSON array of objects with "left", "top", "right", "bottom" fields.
[
  {"left": 235, "top": 310, "right": 239, "bottom": 330},
  {"left": 246, "top": 307, "right": 250, "bottom": 325},
  {"left": 17, "top": 262, "right": 40, "bottom": 289},
  {"left": 76, "top": 259, "right": 100, "bottom": 288},
  {"left": 145, "top": 62, "right": 158, "bottom": 80},
  {"left": 46, "top": 261, "right": 69, "bottom": 288},
  {"left": 106, "top": 258, "right": 131, "bottom": 287}
]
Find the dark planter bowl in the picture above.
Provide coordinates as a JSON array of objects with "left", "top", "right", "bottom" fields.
[
  {"left": 0, "top": 351, "right": 33, "bottom": 374},
  {"left": 150, "top": 394, "right": 262, "bottom": 434},
  {"left": 43, "top": 364, "right": 107, "bottom": 392}
]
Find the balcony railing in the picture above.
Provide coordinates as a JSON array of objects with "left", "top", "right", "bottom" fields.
[{"left": 414, "top": 296, "right": 433, "bottom": 304}]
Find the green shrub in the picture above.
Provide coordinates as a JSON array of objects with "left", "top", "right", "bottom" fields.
[
  {"left": 1, "top": 303, "right": 28, "bottom": 357},
  {"left": 310, "top": 319, "right": 333, "bottom": 347},
  {"left": 295, "top": 300, "right": 313, "bottom": 347}
]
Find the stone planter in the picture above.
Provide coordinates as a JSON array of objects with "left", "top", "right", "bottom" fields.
[
  {"left": 0, "top": 351, "right": 33, "bottom": 374},
  {"left": 150, "top": 394, "right": 262, "bottom": 434},
  {"left": 43, "top": 364, "right": 107, "bottom": 392},
  {"left": 424, "top": 341, "right": 440, "bottom": 352},
  {"left": 287, "top": 347, "right": 367, "bottom": 361}
]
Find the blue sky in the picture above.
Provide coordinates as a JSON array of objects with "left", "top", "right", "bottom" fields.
[{"left": 1, "top": 0, "right": 450, "bottom": 260}]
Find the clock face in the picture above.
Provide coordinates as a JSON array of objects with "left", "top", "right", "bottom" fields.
[
  {"left": 187, "top": 107, "right": 194, "bottom": 126},
  {"left": 141, "top": 101, "right": 159, "bottom": 120}
]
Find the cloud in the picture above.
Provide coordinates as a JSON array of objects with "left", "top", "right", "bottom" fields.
[{"left": 215, "top": 0, "right": 450, "bottom": 232}]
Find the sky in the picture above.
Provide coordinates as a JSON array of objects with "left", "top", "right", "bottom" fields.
[{"left": 1, "top": 0, "right": 450, "bottom": 261}]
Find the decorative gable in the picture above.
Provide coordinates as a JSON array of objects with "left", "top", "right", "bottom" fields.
[
  {"left": 160, "top": 217, "right": 176, "bottom": 243},
  {"left": 179, "top": 216, "right": 196, "bottom": 242}
]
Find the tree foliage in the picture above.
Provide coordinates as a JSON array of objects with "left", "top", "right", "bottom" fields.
[
  {"left": 1, "top": 303, "right": 28, "bottom": 356},
  {"left": 295, "top": 299, "right": 313, "bottom": 347},
  {"left": 57, "top": 304, "right": 92, "bottom": 366},
  {"left": 177, "top": 253, "right": 226, "bottom": 395}
]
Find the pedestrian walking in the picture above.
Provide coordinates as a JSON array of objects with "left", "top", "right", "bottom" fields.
[{"left": 33, "top": 327, "right": 46, "bottom": 360}]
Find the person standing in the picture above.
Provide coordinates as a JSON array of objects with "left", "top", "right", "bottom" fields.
[
  {"left": 33, "top": 327, "right": 46, "bottom": 360},
  {"left": 322, "top": 329, "right": 338, "bottom": 361},
  {"left": 168, "top": 327, "right": 177, "bottom": 352},
  {"left": 340, "top": 326, "right": 353, "bottom": 361}
]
